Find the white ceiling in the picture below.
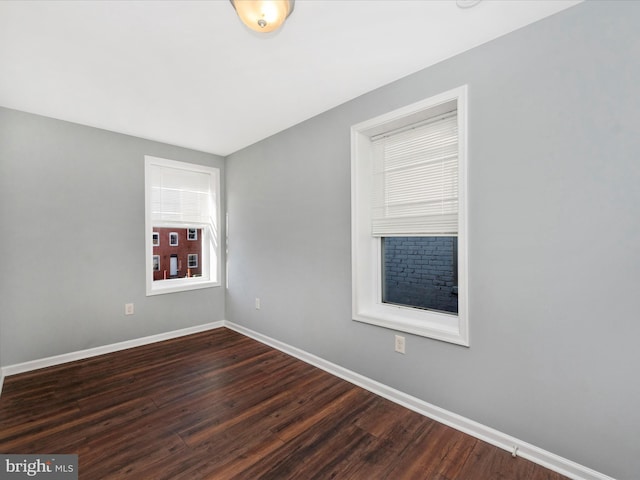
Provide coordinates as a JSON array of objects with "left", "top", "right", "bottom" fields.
[{"left": 0, "top": 0, "right": 581, "bottom": 156}]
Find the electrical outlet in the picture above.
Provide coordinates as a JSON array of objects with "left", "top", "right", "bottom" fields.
[
  {"left": 394, "top": 335, "right": 406, "bottom": 354},
  {"left": 255, "top": 298, "right": 261, "bottom": 310},
  {"left": 125, "top": 303, "right": 134, "bottom": 315}
]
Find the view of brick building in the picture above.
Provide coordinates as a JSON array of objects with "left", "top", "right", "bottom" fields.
[
  {"left": 152, "top": 228, "right": 202, "bottom": 281},
  {"left": 383, "top": 236, "right": 458, "bottom": 314}
]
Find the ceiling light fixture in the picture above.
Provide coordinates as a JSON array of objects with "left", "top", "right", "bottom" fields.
[
  {"left": 456, "top": 0, "right": 482, "bottom": 8},
  {"left": 230, "top": 0, "right": 295, "bottom": 33}
]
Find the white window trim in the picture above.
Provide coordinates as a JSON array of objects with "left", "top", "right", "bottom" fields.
[
  {"left": 187, "top": 228, "right": 198, "bottom": 241},
  {"left": 144, "top": 156, "right": 221, "bottom": 296},
  {"left": 169, "top": 232, "right": 179, "bottom": 246},
  {"left": 152, "top": 232, "right": 160, "bottom": 246},
  {"left": 188, "top": 253, "right": 198, "bottom": 268},
  {"left": 153, "top": 255, "right": 160, "bottom": 271},
  {"left": 351, "top": 86, "right": 469, "bottom": 346}
]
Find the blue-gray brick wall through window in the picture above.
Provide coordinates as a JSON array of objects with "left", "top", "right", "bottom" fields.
[{"left": 382, "top": 236, "right": 458, "bottom": 314}]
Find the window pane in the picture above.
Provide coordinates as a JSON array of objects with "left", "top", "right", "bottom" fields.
[
  {"left": 382, "top": 236, "right": 458, "bottom": 314},
  {"left": 152, "top": 227, "right": 203, "bottom": 281}
]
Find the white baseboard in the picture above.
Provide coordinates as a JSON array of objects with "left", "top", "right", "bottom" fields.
[
  {"left": 1, "top": 321, "right": 224, "bottom": 380},
  {"left": 224, "top": 321, "right": 614, "bottom": 480}
]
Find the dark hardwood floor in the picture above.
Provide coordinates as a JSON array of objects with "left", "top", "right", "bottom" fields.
[{"left": 0, "top": 328, "right": 568, "bottom": 479}]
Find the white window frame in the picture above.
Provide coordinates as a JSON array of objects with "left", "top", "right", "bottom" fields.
[
  {"left": 153, "top": 255, "right": 160, "bottom": 271},
  {"left": 152, "top": 232, "right": 160, "bottom": 246},
  {"left": 145, "top": 156, "right": 221, "bottom": 296},
  {"left": 351, "top": 86, "right": 469, "bottom": 346},
  {"left": 187, "top": 228, "right": 198, "bottom": 241},
  {"left": 169, "top": 232, "right": 179, "bottom": 246},
  {"left": 187, "top": 253, "right": 198, "bottom": 268}
]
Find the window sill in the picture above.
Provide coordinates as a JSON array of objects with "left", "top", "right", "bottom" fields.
[
  {"left": 146, "top": 278, "right": 220, "bottom": 296},
  {"left": 353, "top": 304, "right": 469, "bottom": 347}
]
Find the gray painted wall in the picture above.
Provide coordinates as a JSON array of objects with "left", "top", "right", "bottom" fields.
[
  {"left": 0, "top": 108, "right": 226, "bottom": 366},
  {"left": 226, "top": 2, "right": 640, "bottom": 478}
]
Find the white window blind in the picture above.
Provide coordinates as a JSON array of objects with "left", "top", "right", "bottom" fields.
[
  {"left": 371, "top": 111, "right": 458, "bottom": 237},
  {"left": 149, "top": 163, "right": 214, "bottom": 226}
]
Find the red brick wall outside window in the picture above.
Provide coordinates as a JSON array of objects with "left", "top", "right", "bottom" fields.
[{"left": 152, "top": 227, "right": 202, "bottom": 281}]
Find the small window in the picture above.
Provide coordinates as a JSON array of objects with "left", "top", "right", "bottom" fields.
[
  {"left": 351, "top": 86, "right": 468, "bottom": 346},
  {"left": 169, "top": 232, "right": 179, "bottom": 246},
  {"left": 145, "top": 156, "right": 221, "bottom": 295}
]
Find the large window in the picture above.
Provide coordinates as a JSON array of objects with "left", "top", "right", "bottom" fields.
[
  {"left": 351, "top": 86, "right": 468, "bottom": 345},
  {"left": 145, "top": 156, "right": 221, "bottom": 295}
]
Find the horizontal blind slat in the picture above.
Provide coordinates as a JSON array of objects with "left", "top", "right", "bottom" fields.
[
  {"left": 371, "top": 112, "right": 458, "bottom": 237},
  {"left": 150, "top": 164, "right": 213, "bottom": 225}
]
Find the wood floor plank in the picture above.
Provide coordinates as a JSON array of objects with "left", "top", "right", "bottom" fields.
[
  {"left": 224, "top": 389, "right": 379, "bottom": 480},
  {"left": 455, "top": 440, "right": 538, "bottom": 480},
  {"left": 0, "top": 328, "right": 570, "bottom": 480}
]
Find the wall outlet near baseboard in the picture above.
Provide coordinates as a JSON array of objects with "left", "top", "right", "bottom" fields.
[{"left": 395, "top": 335, "right": 406, "bottom": 354}]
